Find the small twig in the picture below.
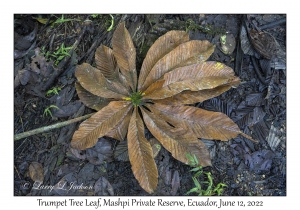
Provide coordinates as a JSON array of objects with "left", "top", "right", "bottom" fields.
[
  {"left": 250, "top": 56, "right": 267, "bottom": 85},
  {"left": 49, "top": 33, "right": 56, "bottom": 51},
  {"left": 20, "top": 116, "right": 25, "bottom": 133},
  {"left": 14, "top": 165, "right": 22, "bottom": 180},
  {"left": 14, "top": 113, "right": 94, "bottom": 141},
  {"left": 234, "top": 20, "right": 244, "bottom": 75}
]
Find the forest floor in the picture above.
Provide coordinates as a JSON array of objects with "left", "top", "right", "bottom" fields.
[{"left": 14, "top": 14, "right": 286, "bottom": 196}]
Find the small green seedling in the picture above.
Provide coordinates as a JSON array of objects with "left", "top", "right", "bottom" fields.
[
  {"left": 46, "top": 87, "right": 62, "bottom": 97},
  {"left": 52, "top": 14, "right": 80, "bottom": 26},
  {"left": 51, "top": 43, "right": 73, "bottom": 65},
  {"left": 41, "top": 43, "right": 73, "bottom": 65},
  {"left": 106, "top": 14, "right": 114, "bottom": 32},
  {"left": 43, "top": 105, "right": 59, "bottom": 118},
  {"left": 213, "top": 182, "right": 228, "bottom": 196},
  {"left": 186, "top": 154, "right": 227, "bottom": 196},
  {"left": 40, "top": 46, "right": 51, "bottom": 61}
]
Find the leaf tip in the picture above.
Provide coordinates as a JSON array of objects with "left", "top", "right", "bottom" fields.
[{"left": 240, "top": 132, "right": 259, "bottom": 143}]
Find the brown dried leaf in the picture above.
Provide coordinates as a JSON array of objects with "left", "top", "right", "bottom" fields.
[
  {"left": 71, "top": 101, "right": 132, "bottom": 150},
  {"left": 150, "top": 103, "right": 256, "bottom": 142},
  {"left": 141, "top": 107, "right": 211, "bottom": 166},
  {"left": 105, "top": 109, "right": 132, "bottom": 141},
  {"left": 29, "top": 162, "right": 44, "bottom": 182},
  {"left": 154, "top": 82, "right": 239, "bottom": 105},
  {"left": 145, "top": 76, "right": 238, "bottom": 100},
  {"left": 145, "top": 103, "right": 196, "bottom": 140},
  {"left": 249, "top": 29, "right": 276, "bottom": 60},
  {"left": 162, "top": 61, "right": 236, "bottom": 85},
  {"left": 144, "top": 61, "right": 239, "bottom": 100},
  {"left": 75, "top": 82, "right": 110, "bottom": 111},
  {"left": 138, "top": 30, "right": 189, "bottom": 91},
  {"left": 114, "top": 141, "right": 129, "bottom": 161},
  {"left": 143, "top": 79, "right": 165, "bottom": 95},
  {"left": 95, "top": 45, "right": 118, "bottom": 81},
  {"left": 127, "top": 107, "right": 158, "bottom": 193},
  {"left": 140, "top": 40, "right": 215, "bottom": 92},
  {"left": 112, "top": 22, "right": 137, "bottom": 91},
  {"left": 94, "top": 45, "right": 131, "bottom": 95},
  {"left": 75, "top": 63, "right": 127, "bottom": 99}
]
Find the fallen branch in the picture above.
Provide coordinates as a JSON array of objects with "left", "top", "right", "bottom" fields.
[{"left": 14, "top": 113, "right": 94, "bottom": 141}]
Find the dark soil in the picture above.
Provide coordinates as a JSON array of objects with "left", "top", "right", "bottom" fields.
[{"left": 14, "top": 14, "right": 286, "bottom": 196}]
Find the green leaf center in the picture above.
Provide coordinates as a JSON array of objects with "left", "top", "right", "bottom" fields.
[{"left": 130, "top": 91, "right": 143, "bottom": 106}]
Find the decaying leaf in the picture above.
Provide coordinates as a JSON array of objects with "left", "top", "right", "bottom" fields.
[
  {"left": 249, "top": 29, "right": 276, "bottom": 60},
  {"left": 267, "top": 125, "right": 281, "bottom": 151},
  {"left": 85, "top": 138, "right": 113, "bottom": 165},
  {"left": 14, "top": 48, "right": 55, "bottom": 89},
  {"left": 240, "top": 25, "right": 255, "bottom": 56},
  {"left": 71, "top": 22, "right": 257, "bottom": 194},
  {"left": 14, "top": 69, "right": 31, "bottom": 87},
  {"left": 114, "top": 140, "right": 129, "bottom": 161},
  {"left": 29, "top": 162, "right": 44, "bottom": 182},
  {"left": 94, "top": 176, "right": 114, "bottom": 196},
  {"left": 171, "top": 170, "right": 180, "bottom": 195},
  {"left": 69, "top": 147, "right": 86, "bottom": 160}
]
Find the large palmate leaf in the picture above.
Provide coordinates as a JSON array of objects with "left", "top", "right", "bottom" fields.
[
  {"left": 127, "top": 108, "right": 158, "bottom": 193},
  {"left": 140, "top": 40, "right": 215, "bottom": 92},
  {"left": 72, "top": 22, "right": 256, "bottom": 194},
  {"left": 112, "top": 22, "right": 137, "bottom": 91},
  {"left": 71, "top": 101, "right": 132, "bottom": 150}
]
